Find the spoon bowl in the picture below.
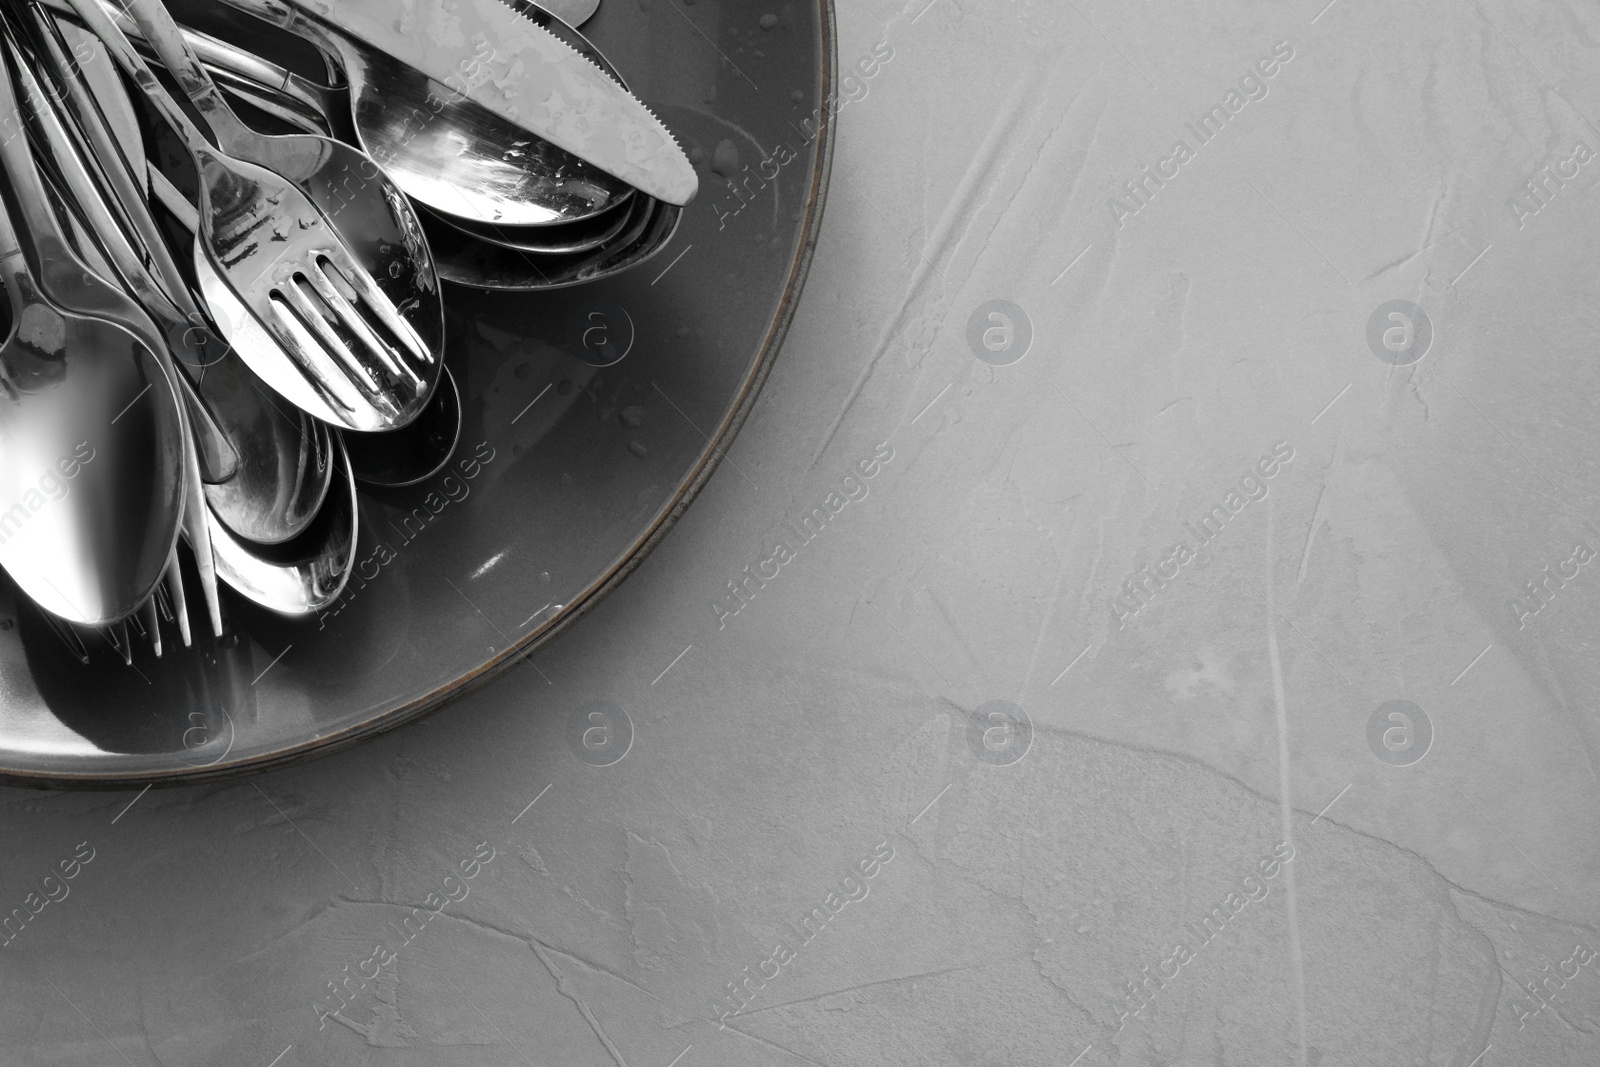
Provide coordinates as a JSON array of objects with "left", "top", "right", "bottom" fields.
[
  {"left": 201, "top": 380, "right": 332, "bottom": 544},
  {"left": 0, "top": 286, "right": 184, "bottom": 625},
  {"left": 425, "top": 191, "right": 681, "bottom": 291},
  {"left": 207, "top": 435, "right": 357, "bottom": 614},
  {"left": 425, "top": 194, "right": 639, "bottom": 256}
]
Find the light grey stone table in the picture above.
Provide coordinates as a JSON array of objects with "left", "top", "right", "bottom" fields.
[{"left": 6, "top": 0, "right": 1600, "bottom": 1063}]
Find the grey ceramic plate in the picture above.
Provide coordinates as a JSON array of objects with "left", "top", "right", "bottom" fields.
[{"left": 0, "top": 0, "right": 836, "bottom": 787}]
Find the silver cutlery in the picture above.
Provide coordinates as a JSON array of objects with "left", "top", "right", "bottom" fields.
[
  {"left": 0, "top": 0, "right": 696, "bottom": 645},
  {"left": 183, "top": 17, "right": 635, "bottom": 228},
  {"left": 64, "top": 0, "right": 445, "bottom": 433},
  {"left": 41, "top": 0, "right": 641, "bottom": 228},
  {"left": 207, "top": 436, "right": 358, "bottom": 615},
  {"left": 427, "top": 191, "right": 682, "bottom": 291},
  {"left": 24, "top": 19, "right": 342, "bottom": 549},
  {"left": 207, "top": 0, "right": 696, "bottom": 206},
  {"left": 0, "top": 38, "right": 185, "bottom": 627},
  {"left": 11, "top": 39, "right": 228, "bottom": 640}
]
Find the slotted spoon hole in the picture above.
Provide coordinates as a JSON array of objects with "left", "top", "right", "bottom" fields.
[
  {"left": 318, "top": 258, "right": 361, "bottom": 304},
  {"left": 316, "top": 254, "right": 424, "bottom": 373},
  {"left": 291, "top": 271, "right": 339, "bottom": 329},
  {"left": 265, "top": 287, "right": 373, "bottom": 408},
  {"left": 287, "top": 271, "right": 382, "bottom": 378}
]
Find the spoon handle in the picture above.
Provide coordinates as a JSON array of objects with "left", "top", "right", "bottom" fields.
[
  {"left": 0, "top": 155, "right": 21, "bottom": 262},
  {"left": 0, "top": 157, "right": 30, "bottom": 334},
  {"left": 116, "top": 0, "right": 258, "bottom": 148},
  {"left": 21, "top": 3, "right": 194, "bottom": 321},
  {"left": 11, "top": 31, "right": 177, "bottom": 321},
  {"left": 33, "top": 0, "right": 337, "bottom": 134},
  {"left": 38, "top": 0, "right": 337, "bottom": 68},
  {"left": 183, "top": 26, "right": 338, "bottom": 121},
  {"left": 13, "top": 41, "right": 241, "bottom": 486},
  {"left": 0, "top": 30, "right": 84, "bottom": 279},
  {"left": 57, "top": 0, "right": 230, "bottom": 164}
]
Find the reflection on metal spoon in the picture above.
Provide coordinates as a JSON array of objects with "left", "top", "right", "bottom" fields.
[{"left": 207, "top": 438, "right": 358, "bottom": 615}]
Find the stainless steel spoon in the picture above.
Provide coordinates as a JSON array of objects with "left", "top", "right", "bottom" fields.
[
  {"left": 429, "top": 196, "right": 639, "bottom": 256},
  {"left": 64, "top": 0, "right": 444, "bottom": 433},
  {"left": 39, "top": 175, "right": 196, "bottom": 655},
  {"left": 0, "top": 37, "right": 184, "bottom": 626},
  {"left": 208, "top": 434, "right": 357, "bottom": 614},
  {"left": 187, "top": 19, "right": 634, "bottom": 229},
  {"left": 154, "top": 0, "right": 637, "bottom": 230},
  {"left": 182, "top": 51, "right": 677, "bottom": 289},
  {"left": 200, "top": 63, "right": 648, "bottom": 262},
  {"left": 18, "top": 32, "right": 205, "bottom": 650}
]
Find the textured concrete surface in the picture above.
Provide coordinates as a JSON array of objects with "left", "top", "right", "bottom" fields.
[{"left": 5, "top": 0, "right": 1600, "bottom": 1063}]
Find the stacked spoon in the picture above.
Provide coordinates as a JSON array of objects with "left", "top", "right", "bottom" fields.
[{"left": 0, "top": 0, "right": 696, "bottom": 658}]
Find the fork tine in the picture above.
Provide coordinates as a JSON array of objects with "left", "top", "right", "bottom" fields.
[
  {"left": 41, "top": 613, "right": 90, "bottom": 665},
  {"left": 174, "top": 392, "right": 226, "bottom": 640},
  {"left": 183, "top": 481, "right": 224, "bottom": 641},
  {"left": 111, "top": 620, "right": 132, "bottom": 666},
  {"left": 301, "top": 257, "right": 423, "bottom": 389},
  {"left": 152, "top": 575, "right": 174, "bottom": 623},
  {"left": 164, "top": 546, "right": 191, "bottom": 648},
  {"left": 141, "top": 598, "right": 162, "bottom": 658}
]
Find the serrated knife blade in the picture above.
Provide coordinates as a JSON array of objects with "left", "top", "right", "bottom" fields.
[{"left": 278, "top": 0, "right": 696, "bottom": 205}]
